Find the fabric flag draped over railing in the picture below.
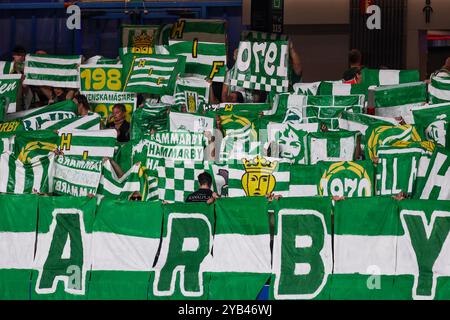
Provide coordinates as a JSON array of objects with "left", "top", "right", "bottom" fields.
[{"left": 24, "top": 54, "right": 81, "bottom": 88}]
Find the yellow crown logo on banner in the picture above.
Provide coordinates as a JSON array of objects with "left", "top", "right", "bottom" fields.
[
  {"left": 131, "top": 31, "right": 153, "bottom": 54},
  {"left": 241, "top": 156, "right": 277, "bottom": 197}
]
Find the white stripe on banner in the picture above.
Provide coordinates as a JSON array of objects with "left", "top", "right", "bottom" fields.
[
  {"left": 206, "top": 234, "right": 271, "bottom": 273},
  {"left": 183, "top": 54, "right": 226, "bottom": 65},
  {"left": 288, "top": 184, "right": 318, "bottom": 197},
  {"left": 379, "top": 70, "right": 400, "bottom": 86},
  {"left": 59, "top": 129, "right": 116, "bottom": 138},
  {"left": 429, "top": 85, "right": 450, "bottom": 101},
  {"left": 64, "top": 146, "right": 115, "bottom": 158},
  {"left": 332, "top": 84, "right": 352, "bottom": 96},
  {"left": 32, "top": 159, "right": 44, "bottom": 192},
  {"left": 135, "top": 57, "right": 178, "bottom": 64},
  {"left": 91, "top": 232, "right": 159, "bottom": 271},
  {"left": 0, "top": 153, "right": 9, "bottom": 193},
  {"left": 23, "top": 79, "right": 79, "bottom": 89},
  {"left": 14, "top": 160, "right": 25, "bottom": 194},
  {"left": 25, "top": 67, "right": 79, "bottom": 76},
  {"left": 127, "top": 81, "right": 163, "bottom": 88},
  {"left": 132, "top": 65, "right": 175, "bottom": 72},
  {"left": 26, "top": 55, "right": 81, "bottom": 65},
  {"left": 0, "top": 232, "right": 36, "bottom": 268},
  {"left": 0, "top": 74, "right": 21, "bottom": 80},
  {"left": 131, "top": 73, "right": 171, "bottom": 80},
  {"left": 55, "top": 164, "right": 99, "bottom": 188}
]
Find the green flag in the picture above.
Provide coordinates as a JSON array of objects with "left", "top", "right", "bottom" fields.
[
  {"left": 0, "top": 74, "right": 21, "bottom": 115},
  {"left": 208, "top": 197, "right": 271, "bottom": 299},
  {"left": 169, "top": 19, "right": 226, "bottom": 43},
  {"left": 318, "top": 81, "right": 368, "bottom": 96},
  {"left": 31, "top": 196, "right": 96, "bottom": 299},
  {"left": 120, "top": 24, "right": 160, "bottom": 55},
  {"left": 151, "top": 202, "right": 214, "bottom": 299},
  {"left": 317, "top": 160, "right": 374, "bottom": 198},
  {"left": 122, "top": 54, "right": 186, "bottom": 95},
  {"left": 168, "top": 40, "right": 227, "bottom": 82},
  {"left": 362, "top": 68, "right": 420, "bottom": 87},
  {"left": 371, "top": 82, "right": 427, "bottom": 123},
  {"left": 52, "top": 155, "right": 102, "bottom": 197},
  {"left": 270, "top": 197, "right": 333, "bottom": 300},
  {"left": 0, "top": 61, "right": 14, "bottom": 74},
  {"left": 174, "top": 76, "right": 210, "bottom": 112},
  {"left": 0, "top": 194, "right": 39, "bottom": 299},
  {"left": 413, "top": 103, "right": 450, "bottom": 149},
  {"left": 428, "top": 74, "right": 450, "bottom": 104},
  {"left": 130, "top": 103, "right": 169, "bottom": 140},
  {"left": 306, "top": 130, "right": 359, "bottom": 164},
  {"left": 88, "top": 199, "right": 163, "bottom": 299},
  {"left": 57, "top": 129, "right": 117, "bottom": 160},
  {"left": 24, "top": 54, "right": 81, "bottom": 88}
]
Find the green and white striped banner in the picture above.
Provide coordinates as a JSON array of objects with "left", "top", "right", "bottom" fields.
[
  {"left": 174, "top": 76, "right": 210, "bottom": 112},
  {"left": 362, "top": 68, "right": 420, "bottom": 87},
  {"left": 88, "top": 199, "right": 163, "bottom": 299},
  {"left": 122, "top": 54, "right": 185, "bottom": 95},
  {"left": 169, "top": 40, "right": 227, "bottom": 82},
  {"left": 0, "top": 61, "right": 14, "bottom": 74},
  {"left": 208, "top": 197, "right": 271, "bottom": 299},
  {"left": 57, "top": 129, "right": 117, "bottom": 159},
  {"left": 5, "top": 100, "right": 78, "bottom": 132},
  {"left": 0, "top": 151, "right": 54, "bottom": 194},
  {"left": 318, "top": 81, "right": 367, "bottom": 96},
  {"left": 371, "top": 82, "right": 427, "bottom": 123},
  {"left": 51, "top": 155, "right": 102, "bottom": 197},
  {"left": 31, "top": 196, "right": 96, "bottom": 299},
  {"left": 24, "top": 54, "right": 81, "bottom": 88},
  {"left": 270, "top": 197, "right": 333, "bottom": 300},
  {"left": 241, "top": 30, "right": 289, "bottom": 42},
  {"left": 41, "top": 113, "right": 101, "bottom": 131},
  {"left": 338, "top": 111, "right": 398, "bottom": 136},
  {"left": 0, "top": 194, "right": 39, "bottom": 299},
  {"left": 429, "top": 74, "right": 450, "bottom": 104},
  {"left": 170, "top": 19, "right": 226, "bottom": 43},
  {"left": 130, "top": 103, "right": 169, "bottom": 140}
]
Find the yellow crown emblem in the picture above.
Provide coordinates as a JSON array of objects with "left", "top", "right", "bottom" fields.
[
  {"left": 132, "top": 31, "right": 153, "bottom": 49},
  {"left": 243, "top": 156, "right": 277, "bottom": 175}
]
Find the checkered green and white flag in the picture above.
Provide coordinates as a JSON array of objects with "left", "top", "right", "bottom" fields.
[
  {"left": 428, "top": 74, "right": 450, "bottom": 104},
  {"left": 174, "top": 76, "right": 210, "bottom": 112},
  {"left": 230, "top": 40, "right": 289, "bottom": 93},
  {"left": 169, "top": 40, "right": 227, "bottom": 82},
  {"left": 413, "top": 103, "right": 450, "bottom": 148},
  {"left": 157, "top": 159, "right": 210, "bottom": 203},
  {"left": 51, "top": 155, "right": 102, "bottom": 197},
  {"left": 362, "top": 68, "right": 420, "bottom": 86},
  {"left": 371, "top": 82, "right": 427, "bottom": 123},
  {"left": 24, "top": 54, "right": 81, "bottom": 88},
  {"left": 0, "top": 151, "right": 54, "bottom": 194},
  {"left": 0, "top": 61, "right": 14, "bottom": 74},
  {"left": 122, "top": 54, "right": 185, "bottom": 95},
  {"left": 169, "top": 19, "right": 226, "bottom": 43},
  {"left": 57, "top": 129, "right": 117, "bottom": 159},
  {"left": 306, "top": 130, "right": 358, "bottom": 165}
]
